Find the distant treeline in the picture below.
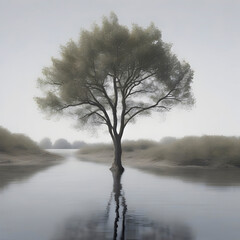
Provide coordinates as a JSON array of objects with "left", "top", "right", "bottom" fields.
[
  {"left": 39, "top": 138, "right": 86, "bottom": 149},
  {"left": 0, "top": 126, "right": 42, "bottom": 154}
]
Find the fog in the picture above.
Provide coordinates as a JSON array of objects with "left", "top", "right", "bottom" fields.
[
  {"left": 0, "top": 0, "right": 240, "bottom": 142},
  {"left": 39, "top": 138, "right": 86, "bottom": 149}
]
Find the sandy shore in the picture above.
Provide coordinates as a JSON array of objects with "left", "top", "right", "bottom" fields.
[
  {"left": 77, "top": 150, "right": 205, "bottom": 170},
  {"left": 77, "top": 148, "right": 240, "bottom": 172},
  {"left": 0, "top": 151, "right": 63, "bottom": 190},
  {"left": 77, "top": 150, "right": 240, "bottom": 186},
  {"left": 0, "top": 151, "right": 62, "bottom": 166}
]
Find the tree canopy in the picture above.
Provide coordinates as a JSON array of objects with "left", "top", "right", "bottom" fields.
[{"left": 36, "top": 13, "right": 194, "bottom": 172}]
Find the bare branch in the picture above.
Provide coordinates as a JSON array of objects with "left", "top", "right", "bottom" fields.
[
  {"left": 124, "top": 86, "right": 179, "bottom": 127},
  {"left": 57, "top": 102, "right": 87, "bottom": 111},
  {"left": 45, "top": 81, "right": 63, "bottom": 86},
  {"left": 125, "top": 71, "right": 157, "bottom": 97}
]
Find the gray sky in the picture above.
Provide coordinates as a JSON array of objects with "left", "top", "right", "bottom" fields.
[{"left": 1, "top": 0, "right": 240, "bottom": 143}]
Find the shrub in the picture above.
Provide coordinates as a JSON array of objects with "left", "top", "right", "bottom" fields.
[
  {"left": 0, "top": 126, "right": 41, "bottom": 154},
  {"left": 152, "top": 136, "right": 240, "bottom": 166}
]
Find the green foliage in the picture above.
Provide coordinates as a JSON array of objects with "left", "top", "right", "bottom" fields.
[
  {"left": 36, "top": 13, "right": 194, "bottom": 138},
  {"left": 0, "top": 126, "right": 42, "bottom": 154}
]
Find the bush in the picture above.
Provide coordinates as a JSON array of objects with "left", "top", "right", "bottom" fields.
[
  {"left": 122, "top": 140, "right": 157, "bottom": 152},
  {"left": 151, "top": 136, "right": 240, "bottom": 167},
  {"left": 0, "top": 126, "right": 42, "bottom": 154}
]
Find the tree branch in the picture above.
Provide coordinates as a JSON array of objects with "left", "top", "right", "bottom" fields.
[{"left": 124, "top": 87, "right": 178, "bottom": 127}]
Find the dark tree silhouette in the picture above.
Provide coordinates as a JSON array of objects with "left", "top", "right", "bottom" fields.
[{"left": 36, "top": 13, "right": 194, "bottom": 173}]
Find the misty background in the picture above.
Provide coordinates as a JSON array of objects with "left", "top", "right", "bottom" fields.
[{"left": 1, "top": 0, "right": 240, "bottom": 143}]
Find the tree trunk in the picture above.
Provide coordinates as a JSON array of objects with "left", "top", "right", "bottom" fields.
[{"left": 110, "top": 137, "right": 124, "bottom": 173}]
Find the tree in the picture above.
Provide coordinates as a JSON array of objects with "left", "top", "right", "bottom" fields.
[
  {"left": 53, "top": 138, "right": 72, "bottom": 149},
  {"left": 36, "top": 13, "right": 194, "bottom": 173},
  {"left": 39, "top": 137, "right": 52, "bottom": 149}
]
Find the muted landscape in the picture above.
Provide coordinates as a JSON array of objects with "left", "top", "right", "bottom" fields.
[
  {"left": 1, "top": 127, "right": 240, "bottom": 240},
  {"left": 1, "top": 146, "right": 240, "bottom": 240},
  {"left": 2, "top": 125, "right": 240, "bottom": 170},
  {"left": 1, "top": 1, "right": 240, "bottom": 240},
  {"left": 0, "top": 126, "right": 61, "bottom": 166},
  {"left": 78, "top": 136, "right": 240, "bottom": 169}
]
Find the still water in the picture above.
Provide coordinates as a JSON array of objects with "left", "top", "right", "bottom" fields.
[{"left": 0, "top": 150, "right": 240, "bottom": 240}]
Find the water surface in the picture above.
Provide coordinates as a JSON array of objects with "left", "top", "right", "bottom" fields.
[{"left": 0, "top": 150, "right": 240, "bottom": 240}]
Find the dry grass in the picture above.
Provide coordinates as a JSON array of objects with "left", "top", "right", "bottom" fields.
[
  {"left": 151, "top": 136, "right": 240, "bottom": 167},
  {"left": 0, "top": 126, "right": 63, "bottom": 165},
  {"left": 79, "top": 136, "right": 240, "bottom": 168},
  {"left": 0, "top": 126, "right": 42, "bottom": 154},
  {"left": 80, "top": 143, "right": 113, "bottom": 154},
  {"left": 80, "top": 140, "right": 156, "bottom": 154}
]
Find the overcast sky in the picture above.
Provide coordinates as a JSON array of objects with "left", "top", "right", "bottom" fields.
[{"left": 1, "top": 0, "right": 240, "bottom": 143}]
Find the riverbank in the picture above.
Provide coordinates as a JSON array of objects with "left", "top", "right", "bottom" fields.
[
  {"left": 0, "top": 126, "right": 62, "bottom": 166},
  {"left": 0, "top": 150, "right": 63, "bottom": 190},
  {"left": 77, "top": 149, "right": 176, "bottom": 169},
  {"left": 76, "top": 136, "right": 240, "bottom": 170},
  {"left": 0, "top": 151, "right": 62, "bottom": 166},
  {"left": 76, "top": 150, "right": 232, "bottom": 171},
  {"left": 77, "top": 147, "right": 240, "bottom": 186}
]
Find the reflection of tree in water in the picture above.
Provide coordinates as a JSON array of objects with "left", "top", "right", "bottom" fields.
[{"left": 53, "top": 172, "right": 194, "bottom": 240}]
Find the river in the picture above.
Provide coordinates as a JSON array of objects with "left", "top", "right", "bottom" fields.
[{"left": 0, "top": 150, "right": 240, "bottom": 240}]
